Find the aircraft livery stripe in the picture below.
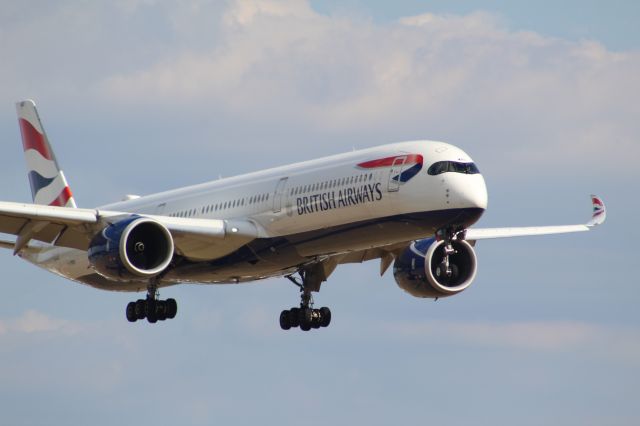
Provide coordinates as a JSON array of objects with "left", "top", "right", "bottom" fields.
[
  {"left": 18, "top": 118, "right": 54, "bottom": 161},
  {"left": 28, "top": 170, "right": 56, "bottom": 197},
  {"left": 356, "top": 154, "right": 423, "bottom": 169},
  {"left": 48, "top": 186, "right": 73, "bottom": 207},
  {"left": 392, "top": 162, "right": 423, "bottom": 183}
]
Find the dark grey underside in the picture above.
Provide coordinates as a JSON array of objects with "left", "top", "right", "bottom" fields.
[{"left": 77, "top": 207, "right": 485, "bottom": 292}]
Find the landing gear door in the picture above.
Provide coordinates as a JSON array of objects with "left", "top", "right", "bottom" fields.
[
  {"left": 273, "top": 177, "right": 288, "bottom": 213},
  {"left": 387, "top": 156, "right": 407, "bottom": 192}
]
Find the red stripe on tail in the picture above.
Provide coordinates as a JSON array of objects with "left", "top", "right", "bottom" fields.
[
  {"left": 18, "top": 118, "right": 54, "bottom": 161},
  {"left": 49, "top": 186, "right": 73, "bottom": 207}
]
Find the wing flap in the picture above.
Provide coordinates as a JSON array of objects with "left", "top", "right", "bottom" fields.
[{"left": 0, "top": 215, "right": 29, "bottom": 235}]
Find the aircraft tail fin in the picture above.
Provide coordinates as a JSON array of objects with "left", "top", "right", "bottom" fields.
[{"left": 16, "top": 100, "right": 77, "bottom": 207}]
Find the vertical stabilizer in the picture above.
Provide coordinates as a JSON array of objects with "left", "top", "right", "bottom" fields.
[{"left": 16, "top": 100, "right": 76, "bottom": 207}]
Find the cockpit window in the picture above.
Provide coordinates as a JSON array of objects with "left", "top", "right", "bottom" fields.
[{"left": 427, "top": 161, "right": 480, "bottom": 175}]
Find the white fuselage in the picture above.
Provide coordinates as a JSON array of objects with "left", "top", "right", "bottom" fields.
[{"left": 22, "top": 140, "right": 488, "bottom": 292}]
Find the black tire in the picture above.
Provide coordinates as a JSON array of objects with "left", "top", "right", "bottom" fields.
[
  {"left": 436, "top": 263, "right": 459, "bottom": 285},
  {"left": 146, "top": 300, "right": 158, "bottom": 323},
  {"left": 166, "top": 298, "right": 178, "bottom": 319},
  {"left": 289, "top": 307, "right": 300, "bottom": 327},
  {"left": 319, "top": 307, "right": 331, "bottom": 327},
  {"left": 302, "top": 308, "right": 313, "bottom": 323},
  {"left": 449, "top": 263, "right": 460, "bottom": 281},
  {"left": 300, "top": 308, "right": 313, "bottom": 331},
  {"left": 135, "top": 299, "right": 146, "bottom": 320},
  {"left": 435, "top": 263, "right": 445, "bottom": 278},
  {"left": 157, "top": 301, "right": 167, "bottom": 321},
  {"left": 279, "top": 310, "right": 291, "bottom": 330},
  {"left": 126, "top": 302, "right": 137, "bottom": 322}
]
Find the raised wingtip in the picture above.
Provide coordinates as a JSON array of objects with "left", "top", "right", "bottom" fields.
[{"left": 588, "top": 194, "right": 606, "bottom": 227}]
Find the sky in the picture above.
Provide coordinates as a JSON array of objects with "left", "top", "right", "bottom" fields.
[{"left": 0, "top": 1, "right": 638, "bottom": 425}]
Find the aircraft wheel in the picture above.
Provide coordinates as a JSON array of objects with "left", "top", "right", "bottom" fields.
[
  {"left": 126, "top": 302, "right": 137, "bottom": 322},
  {"left": 157, "top": 301, "right": 167, "bottom": 321},
  {"left": 289, "top": 307, "right": 300, "bottom": 328},
  {"left": 166, "top": 298, "right": 178, "bottom": 319},
  {"left": 135, "top": 299, "right": 146, "bottom": 320},
  {"left": 319, "top": 307, "right": 331, "bottom": 327},
  {"left": 279, "top": 310, "right": 291, "bottom": 330},
  {"left": 300, "top": 319, "right": 311, "bottom": 331},
  {"left": 146, "top": 300, "right": 158, "bottom": 323}
]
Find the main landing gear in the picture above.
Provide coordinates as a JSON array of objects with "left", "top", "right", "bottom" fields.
[
  {"left": 280, "top": 270, "right": 331, "bottom": 331},
  {"left": 125, "top": 280, "right": 177, "bottom": 324}
]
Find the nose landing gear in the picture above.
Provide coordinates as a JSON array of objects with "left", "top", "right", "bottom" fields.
[{"left": 435, "top": 226, "right": 465, "bottom": 284}]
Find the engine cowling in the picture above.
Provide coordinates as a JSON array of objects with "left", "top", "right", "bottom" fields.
[
  {"left": 393, "top": 237, "right": 477, "bottom": 298},
  {"left": 88, "top": 216, "right": 174, "bottom": 281}
]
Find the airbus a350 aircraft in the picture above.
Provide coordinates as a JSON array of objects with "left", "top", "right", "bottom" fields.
[{"left": 1, "top": 100, "right": 606, "bottom": 331}]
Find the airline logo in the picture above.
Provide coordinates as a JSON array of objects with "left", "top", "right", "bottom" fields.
[
  {"left": 592, "top": 195, "right": 605, "bottom": 217},
  {"left": 357, "top": 154, "right": 423, "bottom": 184},
  {"left": 16, "top": 101, "right": 76, "bottom": 207}
]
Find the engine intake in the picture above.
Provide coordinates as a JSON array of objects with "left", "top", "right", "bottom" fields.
[
  {"left": 393, "top": 237, "right": 477, "bottom": 298},
  {"left": 88, "top": 216, "right": 174, "bottom": 281}
]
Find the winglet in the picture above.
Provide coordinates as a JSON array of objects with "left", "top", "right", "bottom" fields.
[{"left": 587, "top": 194, "right": 606, "bottom": 227}]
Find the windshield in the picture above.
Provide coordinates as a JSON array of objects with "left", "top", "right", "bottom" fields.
[{"left": 427, "top": 161, "right": 480, "bottom": 176}]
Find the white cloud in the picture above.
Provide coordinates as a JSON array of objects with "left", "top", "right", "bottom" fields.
[
  {"left": 1, "top": 0, "right": 637, "bottom": 181},
  {"left": 0, "top": 309, "right": 84, "bottom": 336},
  {"left": 382, "top": 319, "right": 640, "bottom": 363},
  {"left": 90, "top": 0, "right": 640, "bottom": 176}
]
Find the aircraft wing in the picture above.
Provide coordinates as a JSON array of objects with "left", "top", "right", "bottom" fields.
[
  {"left": 464, "top": 195, "right": 606, "bottom": 241},
  {"left": 0, "top": 201, "right": 258, "bottom": 259},
  {"left": 333, "top": 195, "right": 606, "bottom": 278}
]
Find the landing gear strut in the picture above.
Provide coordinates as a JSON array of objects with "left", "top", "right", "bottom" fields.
[
  {"left": 435, "top": 227, "right": 462, "bottom": 283},
  {"left": 280, "top": 270, "right": 331, "bottom": 331},
  {"left": 125, "top": 279, "right": 177, "bottom": 323}
]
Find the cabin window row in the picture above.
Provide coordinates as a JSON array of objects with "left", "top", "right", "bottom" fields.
[
  {"left": 289, "top": 173, "right": 374, "bottom": 197},
  {"left": 169, "top": 193, "right": 270, "bottom": 218}
]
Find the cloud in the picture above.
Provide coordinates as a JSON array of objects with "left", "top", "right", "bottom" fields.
[
  {"left": 0, "top": 309, "right": 84, "bottom": 336},
  {"left": 90, "top": 0, "right": 640, "bottom": 176},
  {"left": 381, "top": 319, "right": 640, "bottom": 363},
  {"left": 1, "top": 0, "right": 637, "bottom": 183}
]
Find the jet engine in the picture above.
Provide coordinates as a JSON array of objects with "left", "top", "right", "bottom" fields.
[
  {"left": 88, "top": 216, "right": 174, "bottom": 281},
  {"left": 393, "top": 237, "right": 477, "bottom": 298}
]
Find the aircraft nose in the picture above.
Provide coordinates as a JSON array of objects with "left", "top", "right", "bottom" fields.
[{"left": 451, "top": 174, "right": 488, "bottom": 211}]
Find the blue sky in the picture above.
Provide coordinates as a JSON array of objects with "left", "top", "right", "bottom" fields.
[{"left": 0, "top": 1, "right": 638, "bottom": 425}]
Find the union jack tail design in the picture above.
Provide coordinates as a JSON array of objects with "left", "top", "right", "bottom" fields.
[
  {"left": 587, "top": 194, "right": 606, "bottom": 227},
  {"left": 16, "top": 100, "right": 76, "bottom": 208}
]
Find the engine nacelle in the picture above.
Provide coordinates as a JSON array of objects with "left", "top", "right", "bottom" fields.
[
  {"left": 393, "top": 237, "right": 478, "bottom": 298},
  {"left": 88, "top": 216, "right": 174, "bottom": 281}
]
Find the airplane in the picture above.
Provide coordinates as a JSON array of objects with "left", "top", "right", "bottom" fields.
[{"left": 0, "top": 100, "right": 606, "bottom": 331}]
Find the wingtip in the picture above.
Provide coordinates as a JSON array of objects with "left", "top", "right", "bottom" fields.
[{"left": 587, "top": 194, "right": 606, "bottom": 227}]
